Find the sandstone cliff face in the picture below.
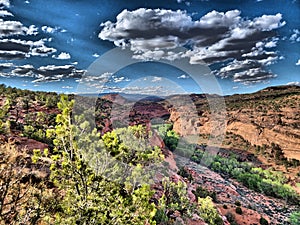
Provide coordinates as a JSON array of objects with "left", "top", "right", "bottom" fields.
[{"left": 169, "top": 86, "right": 300, "bottom": 160}]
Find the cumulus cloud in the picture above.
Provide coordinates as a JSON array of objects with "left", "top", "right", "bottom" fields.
[
  {"left": 99, "top": 8, "right": 285, "bottom": 84},
  {"left": 78, "top": 72, "right": 112, "bottom": 84},
  {"left": 52, "top": 52, "right": 71, "bottom": 60},
  {"left": 0, "top": 9, "right": 12, "bottom": 17},
  {"left": 0, "top": 62, "right": 13, "bottom": 70},
  {"left": 290, "top": 29, "right": 300, "bottom": 42},
  {"left": 296, "top": 59, "right": 300, "bottom": 66},
  {"left": 79, "top": 73, "right": 131, "bottom": 86},
  {"left": 112, "top": 76, "right": 129, "bottom": 83},
  {"left": 36, "top": 65, "right": 84, "bottom": 78},
  {"left": 0, "top": 0, "right": 10, "bottom": 8},
  {"left": 0, "top": 1, "right": 57, "bottom": 60},
  {"left": 232, "top": 68, "right": 275, "bottom": 84},
  {"left": 286, "top": 81, "right": 300, "bottom": 86},
  {"left": 11, "top": 64, "right": 35, "bottom": 77},
  {"left": 0, "top": 20, "right": 28, "bottom": 37},
  {"left": 10, "top": 64, "right": 85, "bottom": 82},
  {"left": 0, "top": 39, "right": 56, "bottom": 59},
  {"left": 41, "top": 25, "right": 57, "bottom": 34},
  {"left": 177, "top": 74, "right": 189, "bottom": 79},
  {"left": 84, "top": 84, "right": 180, "bottom": 96},
  {"left": 151, "top": 76, "right": 162, "bottom": 82}
]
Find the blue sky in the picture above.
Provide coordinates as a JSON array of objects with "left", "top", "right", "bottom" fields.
[{"left": 0, "top": 0, "right": 299, "bottom": 95}]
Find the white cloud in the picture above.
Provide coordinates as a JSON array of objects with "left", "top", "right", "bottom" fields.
[
  {"left": 177, "top": 74, "right": 189, "bottom": 79},
  {"left": 251, "top": 13, "right": 285, "bottom": 31},
  {"left": 41, "top": 25, "right": 57, "bottom": 34},
  {"left": 0, "top": 62, "right": 13, "bottom": 70},
  {"left": 151, "top": 76, "right": 162, "bottom": 82},
  {"left": 286, "top": 81, "right": 300, "bottom": 86},
  {"left": 296, "top": 59, "right": 300, "bottom": 66},
  {"left": 0, "top": 20, "right": 28, "bottom": 37},
  {"left": 0, "top": 3, "right": 60, "bottom": 61},
  {"left": 0, "top": 39, "right": 56, "bottom": 59},
  {"left": 0, "top": 9, "right": 12, "bottom": 17},
  {"left": 0, "top": 0, "right": 10, "bottom": 8},
  {"left": 52, "top": 52, "right": 71, "bottom": 60},
  {"left": 113, "top": 76, "right": 128, "bottom": 83},
  {"left": 79, "top": 72, "right": 112, "bottom": 84},
  {"left": 9, "top": 64, "right": 84, "bottom": 82},
  {"left": 233, "top": 68, "right": 276, "bottom": 84},
  {"left": 290, "top": 29, "right": 300, "bottom": 42},
  {"left": 99, "top": 8, "right": 285, "bottom": 84},
  {"left": 265, "top": 40, "right": 277, "bottom": 48},
  {"left": 62, "top": 86, "right": 73, "bottom": 89},
  {"left": 26, "top": 25, "right": 38, "bottom": 35}
]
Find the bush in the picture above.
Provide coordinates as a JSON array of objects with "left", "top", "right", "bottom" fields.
[
  {"left": 197, "top": 197, "right": 223, "bottom": 225},
  {"left": 259, "top": 216, "right": 269, "bottom": 225},
  {"left": 178, "top": 167, "right": 193, "bottom": 182},
  {"left": 289, "top": 211, "right": 300, "bottom": 225},
  {"left": 234, "top": 200, "right": 241, "bottom": 206},
  {"left": 164, "top": 130, "right": 179, "bottom": 151},
  {"left": 225, "top": 212, "right": 238, "bottom": 225},
  {"left": 193, "top": 186, "right": 217, "bottom": 202},
  {"left": 235, "top": 207, "right": 243, "bottom": 215}
]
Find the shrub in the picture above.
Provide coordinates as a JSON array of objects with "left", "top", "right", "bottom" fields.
[
  {"left": 225, "top": 212, "right": 238, "bottom": 225},
  {"left": 193, "top": 186, "right": 217, "bottom": 202},
  {"left": 289, "top": 211, "right": 300, "bottom": 225},
  {"left": 235, "top": 207, "right": 243, "bottom": 215},
  {"left": 235, "top": 200, "right": 241, "bottom": 206},
  {"left": 178, "top": 166, "right": 193, "bottom": 182},
  {"left": 259, "top": 216, "right": 269, "bottom": 225},
  {"left": 197, "top": 197, "right": 223, "bottom": 225}
]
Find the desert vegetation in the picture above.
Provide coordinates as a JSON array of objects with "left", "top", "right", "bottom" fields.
[{"left": 0, "top": 84, "right": 300, "bottom": 224}]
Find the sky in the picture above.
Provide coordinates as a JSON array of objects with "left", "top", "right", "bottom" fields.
[{"left": 0, "top": 0, "right": 299, "bottom": 96}]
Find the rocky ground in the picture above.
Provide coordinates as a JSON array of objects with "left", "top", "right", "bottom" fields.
[
  {"left": 1, "top": 85, "right": 300, "bottom": 224},
  {"left": 174, "top": 154, "right": 298, "bottom": 225}
]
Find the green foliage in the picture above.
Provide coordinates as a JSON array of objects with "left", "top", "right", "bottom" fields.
[
  {"left": 102, "top": 124, "right": 163, "bottom": 166},
  {"left": 0, "top": 142, "right": 57, "bottom": 224},
  {"left": 45, "top": 94, "right": 59, "bottom": 108},
  {"left": 164, "top": 130, "right": 179, "bottom": 151},
  {"left": 177, "top": 167, "right": 193, "bottom": 182},
  {"left": 43, "top": 94, "right": 159, "bottom": 224},
  {"left": 289, "top": 211, "right": 300, "bottom": 225},
  {"left": 156, "top": 124, "right": 179, "bottom": 151},
  {"left": 235, "top": 207, "right": 243, "bottom": 215},
  {"left": 234, "top": 200, "right": 241, "bottom": 206},
  {"left": 155, "top": 178, "right": 198, "bottom": 224},
  {"left": 0, "top": 97, "right": 11, "bottom": 134},
  {"left": 225, "top": 212, "right": 237, "bottom": 225},
  {"left": 23, "top": 112, "right": 53, "bottom": 144},
  {"left": 193, "top": 186, "right": 217, "bottom": 202},
  {"left": 197, "top": 197, "right": 223, "bottom": 225},
  {"left": 191, "top": 150, "right": 300, "bottom": 204},
  {"left": 259, "top": 216, "right": 269, "bottom": 225}
]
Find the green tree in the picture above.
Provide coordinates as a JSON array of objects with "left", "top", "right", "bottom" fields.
[
  {"left": 289, "top": 211, "right": 300, "bottom": 225},
  {"left": 154, "top": 178, "right": 195, "bottom": 224},
  {"left": 0, "top": 98, "right": 11, "bottom": 134},
  {"left": 197, "top": 197, "right": 223, "bottom": 225},
  {"left": 164, "top": 130, "right": 179, "bottom": 151},
  {"left": 44, "top": 95, "right": 159, "bottom": 225}
]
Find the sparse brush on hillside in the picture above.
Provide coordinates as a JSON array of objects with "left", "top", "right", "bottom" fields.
[
  {"left": 0, "top": 142, "right": 58, "bottom": 224},
  {"left": 190, "top": 148, "right": 300, "bottom": 205}
]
